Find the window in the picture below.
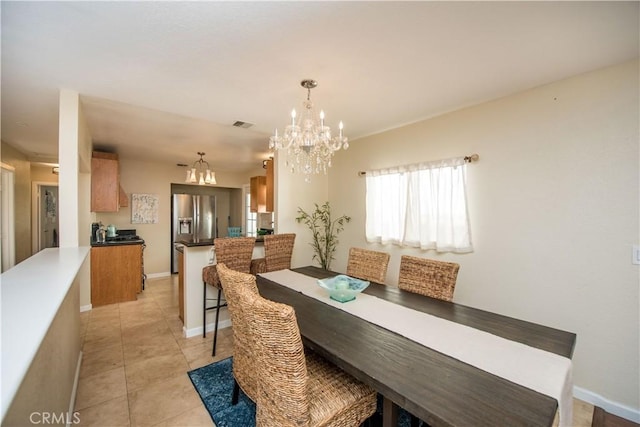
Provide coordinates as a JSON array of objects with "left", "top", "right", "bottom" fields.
[
  {"left": 246, "top": 192, "right": 257, "bottom": 237},
  {"left": 365, "top": 157, "right": 473, "bottom": 253}
]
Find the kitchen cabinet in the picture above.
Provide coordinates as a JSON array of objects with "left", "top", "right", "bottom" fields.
[
  {"left": 91, "top": 244, "right": 142, "bottom": 306},
  {"left": 250, "top": 160, "right": 274, "bottom": 213},
  {"left": 91, "top": 151, "right": 127, "bottom": 212},
  {"left": 250, "top": 175, "right": 267, "bottom": 213},
  {"left": 266, "top": 158, "right": 274, "bottom": 212}
]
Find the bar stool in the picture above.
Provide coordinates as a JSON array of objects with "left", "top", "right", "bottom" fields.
[{"left": 202, "top": 237, "right": 255, "bottom": 356}]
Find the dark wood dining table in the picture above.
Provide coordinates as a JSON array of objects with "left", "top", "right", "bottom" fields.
[{"left": 256, "top": 266, "right": 576, "bottom": 427}]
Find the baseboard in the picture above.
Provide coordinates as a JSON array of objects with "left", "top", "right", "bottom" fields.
[
  {"left": 184, "top": 319, "right": 231, "bottom": 338},
  {"left": 574, "top": 385, "right": 640, "bottom": 423},
  {"left": 146, "top": 272, "right": 171, "bottom": 279},
  {"left": 79, "top": 304, "right": 92, "bottom": 312},
  {"left": 67, "top": 351, "right": 82, "bottom": 427}
]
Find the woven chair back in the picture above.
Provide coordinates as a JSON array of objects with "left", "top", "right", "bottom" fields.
[
  {"left": 216, "top": 263, "right": 259, "bottom": 402},
  {"left": 264, "top": 233, "right": 296, "bottom": 272},
  {"left": 215, "top": 237, "right": 256, "bottom": 273},
  {"left": 250, "top": 295, "right": 309, "bottom": 427},
  {"left": 346, "top": 247, "right": 390, "bottom": 283},
  {"left": 398, "top": 255, "right": 460, "bottom": 301}
]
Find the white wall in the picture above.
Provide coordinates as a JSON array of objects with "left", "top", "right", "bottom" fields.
[
  {"left": 58, "top": 90, "right": 81, "bottom": 248},
  {"left": 272, "top": 151, "right": 329, "bottom": 269},
  {"left": 58, "top": 89, "right": 93, "bottom": 308},
  {"left": 328, "top": 60, "right": 639, "bottom": 415}
]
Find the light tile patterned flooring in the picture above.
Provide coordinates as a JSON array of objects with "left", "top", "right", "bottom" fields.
[
  {"left": 76, "top": 275, "right": 226, "bottom": 426},
  {"left": 76, "top": 275, "right": 595, "bottom": 426}
]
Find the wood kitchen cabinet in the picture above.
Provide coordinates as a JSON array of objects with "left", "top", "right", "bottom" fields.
[
  {"left": 250, "top": 175, "right": 267, "bottom": 213},
  {"left": 91, "top": 244, "right": 142, "bottom": 306},
  {"left": 91, "top": 151, "right": 127, "bottom": 212},
  {"left": 250, "top": 160, "right": 274, "bottom": 212},
  {"left": 266, "top": 158, "right": 274, "bottom": 212}
]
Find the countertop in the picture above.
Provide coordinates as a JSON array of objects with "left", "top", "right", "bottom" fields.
[
  {"left": 177, "top": 238, "right": 214, "bottom": 247},
  {"left": 178, "top": 237, "right": 265, "bottom": 248},
  {"left": 91, "top": 239, "right": 144, "bottom": 247},
  {"left": 1, "top": 247, "right": 90, "bottom": 418}
]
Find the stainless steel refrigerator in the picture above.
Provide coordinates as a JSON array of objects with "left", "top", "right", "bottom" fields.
[{"left": 171, "top": 194, "right": 217, "bottom": 273}]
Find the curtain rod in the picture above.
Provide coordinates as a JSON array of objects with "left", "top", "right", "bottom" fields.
[{"left": 357, "top": 153, "right": 479, "bottom": 177}]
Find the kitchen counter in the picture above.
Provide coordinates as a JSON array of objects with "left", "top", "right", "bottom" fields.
[
  {"left": 91, "top": 239, "right": 144, "bottom": 247},
  {"left": 180, "top": 241, "right": 264, "bottom": 337},
  {"left": 91, "top": 243, "right": 144, "bottom": 306},
  {"left": 178, "top": 238, "right": 265, "bottom": 247},
  {"left": 178, "top": 238, "right": 214, "bottom": 247}
]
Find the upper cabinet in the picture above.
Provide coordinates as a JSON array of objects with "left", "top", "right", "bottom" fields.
[
  {"left": 250, "top": 159, "right": 274, "bottom": 213},
  {"left": 266, "top": 159, "right": 274, "bottom": 212},
  {"left": 91, "top": 151, "right": 126, "bottom": 212},
  {"left": 250, "top": 176, "right": 267, "bottom": 213}
]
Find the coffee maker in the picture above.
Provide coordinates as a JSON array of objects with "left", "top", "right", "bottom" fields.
[{"left": 91, "top": 222, "right": 105, "bottom": 243}]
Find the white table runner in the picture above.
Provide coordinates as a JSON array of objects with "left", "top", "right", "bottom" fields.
[{"left": 260, "top": 269, "right": 573, "bottom": 427}]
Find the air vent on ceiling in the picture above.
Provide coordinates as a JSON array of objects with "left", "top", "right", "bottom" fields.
[{"left": 233, "top": 120, "right": 254, "bottom": 129}]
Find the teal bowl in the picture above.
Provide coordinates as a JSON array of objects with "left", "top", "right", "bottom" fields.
[{"left": 317, "top": 275, "right": 370, "bottom": 303}]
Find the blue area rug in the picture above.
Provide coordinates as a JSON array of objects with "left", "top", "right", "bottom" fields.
[
  {"left": 188, "top": 357, "right": 421, "bottom": 426},
  {"left": 187, "top": 357, "right": 255, "bottom": 427}
]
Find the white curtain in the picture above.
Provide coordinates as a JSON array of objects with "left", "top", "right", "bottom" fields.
[{"left": 365, "top": 157, "right": 473, "bottom": 253}]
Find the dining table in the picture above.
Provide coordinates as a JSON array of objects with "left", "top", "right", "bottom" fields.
[{"left": 256, "top": 266, "right": 576, "bottom": 427}]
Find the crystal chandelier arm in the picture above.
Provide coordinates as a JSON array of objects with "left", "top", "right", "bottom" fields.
[{"left": 270, "top": 79, "right": 347, "bottom": 181}]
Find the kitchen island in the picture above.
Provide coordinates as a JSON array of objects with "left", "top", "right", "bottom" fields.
[{"left": 177, "top": 238, "right": 264, "bottom": 337}]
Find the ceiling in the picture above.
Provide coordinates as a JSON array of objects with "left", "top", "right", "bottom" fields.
[{"left": 2, "top": 1, "right": 638, "bottom": 173}]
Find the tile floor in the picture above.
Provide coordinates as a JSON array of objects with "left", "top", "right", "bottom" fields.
[
  {"left": 76, "top": 275, "right": 226, "bottom": 426},
  {"left": 75, "top": 275, "right": 595, "bottom": 427}
]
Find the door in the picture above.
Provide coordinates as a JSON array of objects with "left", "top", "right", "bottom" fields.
[
  {"left": 1, "top": 163, "right": 15, "bottom": 272},
  {"left": 40, "top": 186, "right": 59, "bottom": 249},
  {"left": 31, "top": 182, "right": 60, "bottom": 253}
]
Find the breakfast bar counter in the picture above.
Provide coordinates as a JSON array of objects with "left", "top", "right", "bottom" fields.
[{"left": 178, "top": 239, "right": 264, "bottom": 337}]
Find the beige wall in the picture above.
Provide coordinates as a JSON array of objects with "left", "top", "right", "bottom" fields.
[
  {"left": 1, "top": 142, "right": 32, "bottom": 263},
  {"left": 30, "top": 165, "right": 59, "bottom": 183},
  {"left": 328, "top": 60, "right": 639, "bottom": 412},
  {"left": 272, "top": 152, "right": 330, "bottom": 269}
]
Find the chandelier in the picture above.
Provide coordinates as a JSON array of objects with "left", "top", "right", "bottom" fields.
[
  {"left": 269, "top": 79, "right": 349, "bottom": 182},
  {"left": 185, "top": 152, "right": 216, "bottom": 185}
]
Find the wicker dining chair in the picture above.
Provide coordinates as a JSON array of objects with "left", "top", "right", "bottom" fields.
[
  {"left": 216, "top": 263, "right": 260, "bottom": 404},
  {"left": 346, "top": 247, "right": 390, "bottom": 283},
  {"left": 250, "top": 233, "right": 296, "bottom": 275},
  {"left": 202, "top": 237, "right": 255, "bottom": 356},
  {"left": 249, "top": 291, "right": 377, "bottom": 427},
  {"left": 398, "top": 255, "right": 460, "bottom": 427},
  {"left": 397, "top": 255, "right": 460, "bottom": 302}
]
